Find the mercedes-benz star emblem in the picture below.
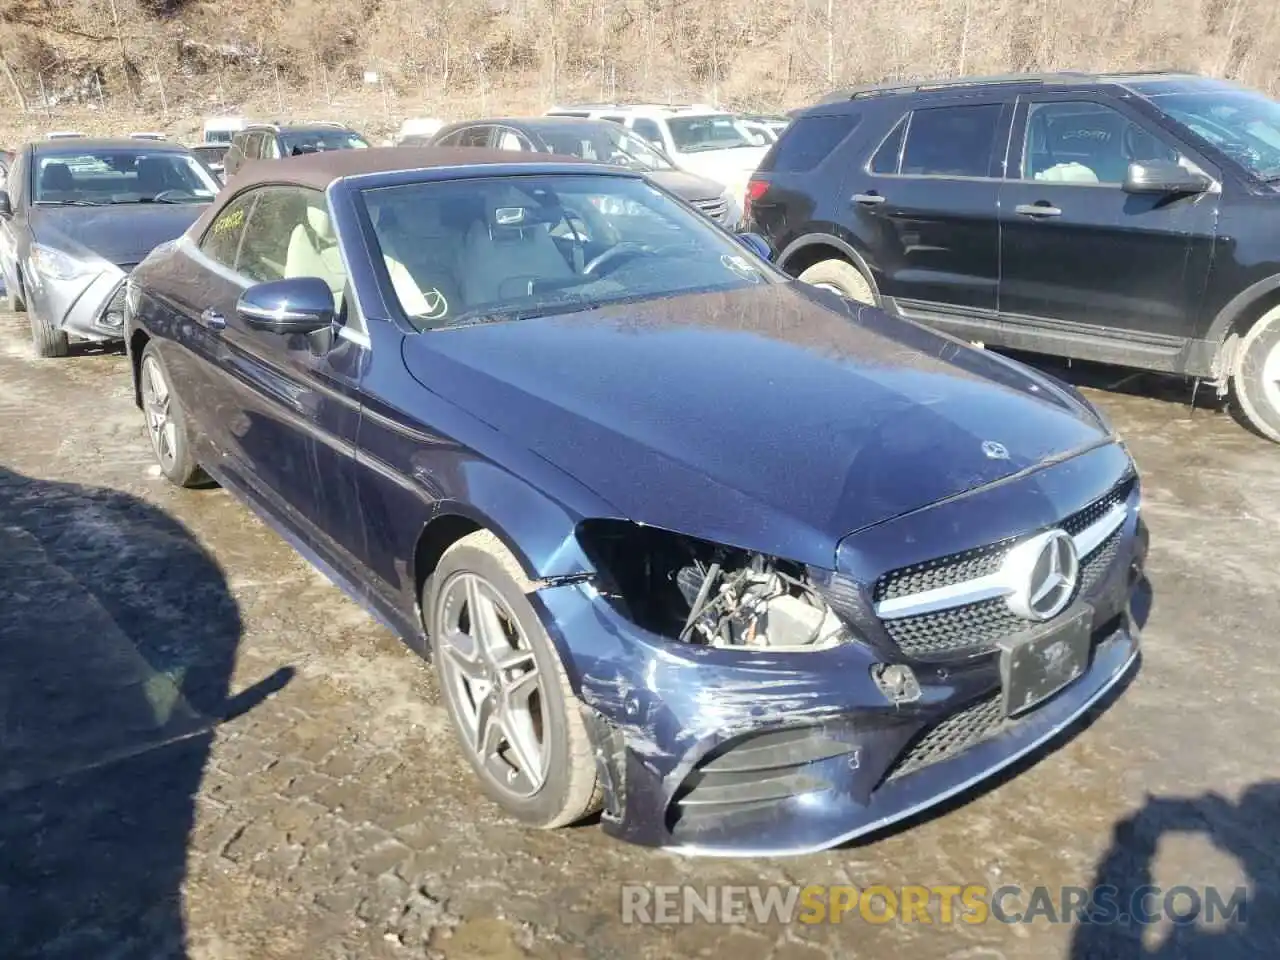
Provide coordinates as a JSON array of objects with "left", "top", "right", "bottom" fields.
[
  {"left": 981, "top": 440, "right": 1010, "bottom": 460},
  {"left": 1001, "top": 529, "right": 1080, "bottom": 621}
]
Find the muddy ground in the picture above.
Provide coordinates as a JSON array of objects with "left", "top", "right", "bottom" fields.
[{"left": 0, "top": 310, "right": 1277, "bottom": 960}]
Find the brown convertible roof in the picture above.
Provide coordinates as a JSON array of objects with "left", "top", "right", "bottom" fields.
[{"left": 229, "top": 146, "right": 597, "bottom": 191}]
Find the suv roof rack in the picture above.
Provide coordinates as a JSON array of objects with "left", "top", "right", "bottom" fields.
[{"left": 817, "top": 69, "right": 1203, "bottom": 104}]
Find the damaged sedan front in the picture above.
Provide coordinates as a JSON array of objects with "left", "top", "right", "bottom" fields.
[
  {"left": 125, "top": 156, "right": 1147, "bottom": 857},
  {"left": 0, "top": 138, "right": 218, "bottom": 357}
]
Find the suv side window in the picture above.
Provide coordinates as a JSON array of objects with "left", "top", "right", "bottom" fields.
[
  {"left": 869, "top": 116, "right": 907, "bottom": 174},
  {"left": 900, "top": 103, "right": 1003, "bottom": 178},
  {"left": 632, "top": 118, "right": 662, "bottom": 143},
  {"left": 200, "top": 191, "right": 257, "bottom": 269},
  {"left": 1021, "top": 100, "right": 1182, "bottom": 185}
]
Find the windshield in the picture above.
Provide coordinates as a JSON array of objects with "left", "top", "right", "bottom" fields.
[
  {"left": 204, "top": 130, "right": 236, "bottom": 144},
  {"left": 281, "top": 130, "right": 369, "bottom": 155},
  {"left": 363, "top": 174, "right": 774, "bottom": 330},
  {"left": 666, "top": 114, "right": 755, "bottom": 152},
  {"left": 538, "top": 125, "right": 675, "bottom": 171},
  {"left": 33, "top": 149, "right": 220, "bottom": 204},
  {"left": 1152, "top": 89, "right": 1280, "bottom": 180}
]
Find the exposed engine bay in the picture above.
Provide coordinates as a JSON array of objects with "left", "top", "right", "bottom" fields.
[{"left": 578, "top": 521, "right": 846, "bottom": 649}]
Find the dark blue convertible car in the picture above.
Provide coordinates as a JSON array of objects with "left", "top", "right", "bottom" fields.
[{"left": 124, "top": 147, "right": 1147, "bottom": 856}]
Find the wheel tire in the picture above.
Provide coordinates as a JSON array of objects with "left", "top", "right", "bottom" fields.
[
  {"left": 427, "top": 530, "right": 601, "bottom": 828},
  {"left": 6, "top": 273, "right": 24, "bottom": 312},
  {"left": 139, "top": 342, "right": 206, "bottom": 487},
  {"left": 1232, "top": 304, "right": 1280, "bottom": 443},
  {"left": 797, "top": 258, "right": 876, "bottom": 305},
  {"left": 28, "top": 299, "right": 68, "bottom": 358}
]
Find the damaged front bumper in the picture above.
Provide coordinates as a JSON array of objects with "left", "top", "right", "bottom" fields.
[
  {"left": 532, "top": 480, "right": 1147, "bottom": 857},
  {"left": 25, "top": 260, "right": 130, "bottom": 342}
]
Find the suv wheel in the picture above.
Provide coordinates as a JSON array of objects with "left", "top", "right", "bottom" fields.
[
  {"left": 1232, "top": 304, "right": 1280, "bottom": 443},
  {"left": 797, "top": 258, "right": 876, "bottom": 306}
]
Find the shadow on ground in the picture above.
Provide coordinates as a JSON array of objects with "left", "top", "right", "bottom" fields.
[
  {"left": 0, "top": 464, "right": 291, "bottom": 959},
  {"left": 1071, "top": 782, "right": 1280, "bottom": 959}
]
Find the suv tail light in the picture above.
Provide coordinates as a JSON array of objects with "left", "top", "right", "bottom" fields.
[{"left": 744, "top": 177, "right": 770, "bottom": 225}]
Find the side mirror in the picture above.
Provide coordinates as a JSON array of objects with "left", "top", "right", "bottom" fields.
[
  {"left": 736, "top": 232, "right": 772, "bottom": 261},
  {"left": 0, "top": 190, "right": 12, "bottom": 218},
  {"left": 1122, "top": 160, "right": 1209, "bottom": 195},
  {"left": 236, "top": 277, "right": 334, "bottom": 334}
]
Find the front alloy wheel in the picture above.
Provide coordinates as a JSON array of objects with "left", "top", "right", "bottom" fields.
[{"left": 427, "top": 530, "right": 600, "bottom": 827}]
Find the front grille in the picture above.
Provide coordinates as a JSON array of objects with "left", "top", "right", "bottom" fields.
[
  {"left": 693, "top": 197, "right": 728, "bottom": 222},
  {"left": 875, "top": 477, "right": 1134, "bottom": 660},
  {"left": 883, "top": 693, "right": 1004, "bottom": 783}
]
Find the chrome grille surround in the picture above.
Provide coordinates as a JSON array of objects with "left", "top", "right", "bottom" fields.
[{"left": 872, "top": 479, "right": 1134, "bottom": 659}]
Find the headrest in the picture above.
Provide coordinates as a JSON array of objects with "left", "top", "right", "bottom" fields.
[
  {"left": 306, "top": 205, "right": 334, "bottom": 241},
  {"left": 41, "top": 163, "right": 73, "bottom": 191}
]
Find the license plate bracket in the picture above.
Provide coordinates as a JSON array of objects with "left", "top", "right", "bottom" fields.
[{"left": 998, "top": 606, "right": 1093, "bottom": 718}]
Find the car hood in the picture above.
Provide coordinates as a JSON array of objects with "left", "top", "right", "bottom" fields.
[
  {"left": 31, "top": 203, "right": 209, "bottom": 266},
  {"left": 647, "top": 169, "right": 726, "bottom": 202},
  {"left": 400, "top": 284, "right": 1110, "bottom": 567}
]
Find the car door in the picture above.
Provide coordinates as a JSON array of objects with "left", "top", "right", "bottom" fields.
[
  {"left": 997, "top": 94, "right": 1219, "bottom": 345},
  {"left": 844, "top": 98, "right": 1011, "bottom": 320},
  {"left": 195, "top": 185, "right": 369, "bottom": 572}
]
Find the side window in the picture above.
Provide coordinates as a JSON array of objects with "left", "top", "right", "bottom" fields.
[
  {"left": 762, "top": 114, "right": 860, "bottom": 173},
  {"left": 632, "top": 118, "right": 662, "bottom": 144},
  {"left": 900, "top": 103, "right": 1003, "bottom": 178},
  {"left": 199, "top": 191, "right": 257, "bottom": 269},
  {"left": 457, "top": 126, "right": 494, "bottom": 148},
  {"left": 262, "top": 135, "right": 281, "bottom": 160},
  {"left": 245, "top": 133, "right": 265, "bottom": 160},
  {"left": 496, "top": 129, "right": 532, "bottom": 152},
  {"left": 1021, "top": 101, "right": 1181, "bottom": 185},
  {"left": 239, "top": 187, "right": 348, "bottom": 306},
  {"left": 869, "top": 116, "right": 907, "bottom": 174},
  {"left": 435, "top": 130, "right": 464, "bottom": 147}
]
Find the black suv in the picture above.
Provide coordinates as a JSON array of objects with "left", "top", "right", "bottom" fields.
[
  {"left": 223, "top": 122, "right": 369, "bottom": 179},
  {"left": 748, "top": 71, "right": 1280, "bottom": 442}
]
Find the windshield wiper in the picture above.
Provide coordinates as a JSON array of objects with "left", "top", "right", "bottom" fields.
[{"left": 34, "top": 199, "right": 101, "bottom": 206}]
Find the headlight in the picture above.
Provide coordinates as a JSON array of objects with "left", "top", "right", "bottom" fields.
[
  {"left": 30, "top": 243, "right": 94, "bottom": 281},
  {"left": 576, "top": 520, "right": 850, "bottom": 651}
]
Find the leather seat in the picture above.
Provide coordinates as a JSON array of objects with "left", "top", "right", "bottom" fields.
[
  {"left": 284, "top": 203, "right": 430, "bottom": 316},
  {"left": 458, "top": 191, "right": 575, "bottom": 306},
  {"left": 136, "top": 157, "right": 169, "bottom": 195},
  {"left": 39, "top": 162, "right": 75, "bottom": 198}
]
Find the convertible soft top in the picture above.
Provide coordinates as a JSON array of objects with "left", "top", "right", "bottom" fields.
[{"left": 229, "top": 146, "right": 598, "bottom": 192}]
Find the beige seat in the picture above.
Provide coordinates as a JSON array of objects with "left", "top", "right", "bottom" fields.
[
  {"left": 284, "top": 204, "right": 430, "bottom": 316},
  {"left": 1033, "top": 161, "right": 1100, "bottom": 183}
]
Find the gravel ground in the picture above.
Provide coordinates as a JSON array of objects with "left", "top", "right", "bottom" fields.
[{"left": 0, "top": 311, "right": 1277, "bottom": 960}]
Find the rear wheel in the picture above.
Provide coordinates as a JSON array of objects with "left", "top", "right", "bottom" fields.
[
  {"left": 140, "top": 342, "right": 206, "bottom": 486},
  {"left": 1232, "top": 304, "right": 1280, "bottom": 443},
  {"left": 797, "top": 258, "right": 876, "bottom": 305},
  {"left": 427, "top": 530, "right": 601, "bottom": 828}
]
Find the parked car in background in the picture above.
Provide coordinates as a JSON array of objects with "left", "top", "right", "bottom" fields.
[
  {"left": 223, "top": 122, "right": 370, "bottom": 179},
  {"left": 0, "top": 138, "right": 219, "bottom": 356},
  {"left": 45, "top": 131, "right": 85, "bottom": 140},
  {"left": 545, "top": 103, "right": 769, "bottom": 206},
  {"left": 748, "top": 71, "right": 1280, "bottom": 443},
  {"left": 191, "top": 144, "right": 230, "bottom": 183},
  {"left": 737, "top": 113, "right": 791, "bottom": 144},
  {"left": 125, "top": 146, "right": 1144, "bottom": 856},
  {"left": 201, "top": 117, "right": 246, "bottom": 145},
  {"left": 395, "top": 117, "right": 445, "bottom": 145},
  {"left": 418, "top": 116, "right": 741, "bottom": 227}
]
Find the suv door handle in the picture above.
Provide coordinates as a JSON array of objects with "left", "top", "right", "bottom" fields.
[
  {"left": 1015, "top": 203, "right": 1062, "bottom": 218},
  {"left": 852, "top": 193, "right": 886, "bottom": 206},
  {"left": 200, "top": 307, "right": 227, "bottom": 330}
]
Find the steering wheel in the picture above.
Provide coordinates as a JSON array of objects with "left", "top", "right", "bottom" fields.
[
  {"left": 151, "top": 189, "right": 189, "bottom": 202},
  {"left": 582, "top": 243, "right": 650, "bottom": 277}
]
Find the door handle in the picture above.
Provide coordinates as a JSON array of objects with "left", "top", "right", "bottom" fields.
[
  {"left": 1015, "top": 203, "right": 1062, "bottom": 218},
  {"left": 852, "top": 193, "right": 887, "bottom": 206},
  {"left": 200, "top": 307, "right": 227, "bottom": 330}
]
